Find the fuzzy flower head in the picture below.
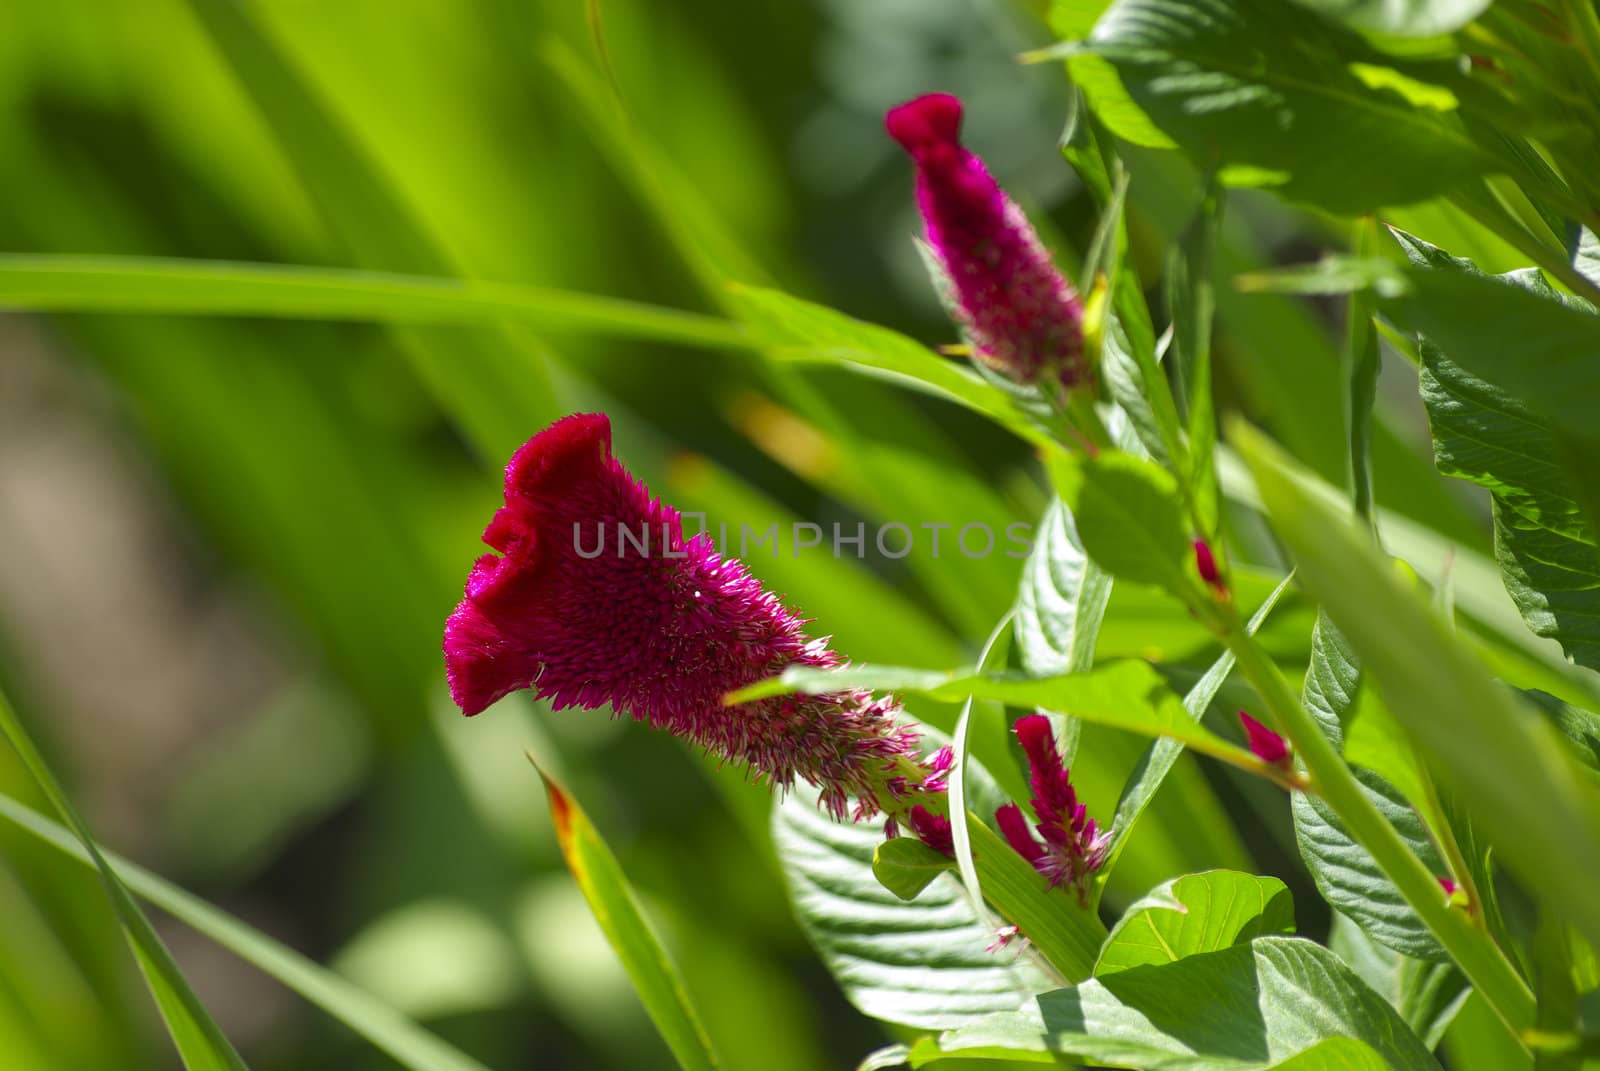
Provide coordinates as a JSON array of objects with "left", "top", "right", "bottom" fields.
[
  {"left": 996, "top": 714, "right": 1108, "bottom": 902},
  {"left": 886, "top": 93, "right": 1086, "bottom": 388},
  {"left": 443, "top": 413, "right": 936, "bottom": 821}
]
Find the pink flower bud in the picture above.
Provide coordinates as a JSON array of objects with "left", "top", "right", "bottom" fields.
[
  {"left": 886, "top": 94, "right": 1085, "bottom": 388},
  {"left": 1239, "top": 711, "right": 1291, "bottom": 766},
  {"left": 1194, "top": 538, "right": 1226, "bottom": 596}
]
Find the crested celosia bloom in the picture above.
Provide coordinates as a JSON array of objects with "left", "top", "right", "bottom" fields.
[
  {"left": 995, "top": 714, "right": 1108, "bottom": 902},
  {"left": 907, "top": 805, "right": 954, "bottom": 858},
  {"left": 443, "top": 412, "right": 941, "bottom": 822},
  {"left": 1239, "top": 711, "right": 1291, "bottom": 767},
  {"left": 886, "top": 93, "right": 1086, "bottom": 387}
]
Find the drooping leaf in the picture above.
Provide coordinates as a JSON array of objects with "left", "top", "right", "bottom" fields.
[
  {"left": 533, "top": 763, "right": 720, "bottom": 1071},
  {"left": 1085, "top": 0, "right": 1490, "bottom": 213},
  {"left": 919, "top": 937, "right": 1441, "bottom": 1069},
  {"left": 745, "top": 660, "right": 1256, "bottom": 770},
  {"left": 725, "top": 285, "right": 1046, "bottom": 446},
  {"left": 1237, "top": 423, "right": 1600, "bottom": 953},
  {"left": 1292, "top": 613, "right": 1447, "bottom": 961},
  {"left": 1392, "top": 231, "right": 1600, "bottom": 673},
  {"left": 1096, "top": 870, "right": 1295, "bottom": 975},
  {"left": 772, "top": 787, "right": 1053, "bottom": 1030}
]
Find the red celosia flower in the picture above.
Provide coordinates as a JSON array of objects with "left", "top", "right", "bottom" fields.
[
  {"left": 908, "top": 805, "right": 954, "bottom": 857},
  {"left": 443, "top": 413, "right": 935, "bottom": 821},
  {"left": 1239, "top": 711, "right": 1291, "bottom": 766},
  {"left": 886, "top": 93, "right": 1085, "bottom": 387},
  {"left": 995, "top": 715, "right": 1108, "bottom": 901}
]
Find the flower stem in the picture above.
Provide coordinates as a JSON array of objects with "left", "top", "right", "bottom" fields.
[{"left": 1221, "top": 620, "right": 1535, "bottom": 1039}]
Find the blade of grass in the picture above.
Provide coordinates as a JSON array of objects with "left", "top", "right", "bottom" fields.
[
  {"left": 0, "top": 690, "right": 248, "bottom": 1071},
  {"left": 0, "top": 791, "right": 491, "bottom": 1071},
  {"left": 531, "top": 758, "right": 720, "bottom": 1071},
  {"left": 181, "top": 0, "right": 563, "bottom": 459},
  {"left": 0, "top": 255, "right": 749, "bottom": 349}
]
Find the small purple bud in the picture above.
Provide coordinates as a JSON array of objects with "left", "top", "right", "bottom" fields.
[
  {"left": 1194, "top": 538, "right": 1226, "bottom": 596},
  {"left": 1239, "top": 711, "right": 1291, "bottom": 766}
]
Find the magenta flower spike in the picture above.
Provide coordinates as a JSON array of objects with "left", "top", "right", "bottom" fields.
[
  {"left": 443, "top": 412, "right": 934, "bottom": 821},
  {"left": 908, "top": 805, "right": 954, "bottom": 857},
  {"left": 1239, "top": 711, "right": 1291, "bottom": 767},
  {"left": 995, "top": 715, "right": 1109, "bottom": 900},
  {"left": 886, "top": 93, "right": 1086, "bottom": 387}
]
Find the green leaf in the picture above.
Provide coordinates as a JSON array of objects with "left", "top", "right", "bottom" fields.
[
  {"left": 772, "top": 787, "right": 1054, "bottom": 1030},
  {"left": 872, "top": 837, "right": 956, "bottom": 901},
  {"left": 921, "top": 937, "right": 1441, "bottom": 1069},
  {"left": 1292, "top": 613, "right": 1447, "bottom": 961},
  {"left": 749, "top": 660, "right": 1256, "bottom": 769},
  {"left": 0, "top": 792, "right": 493, "bottom": 1071},
  {"left": 534, "top": 763, "right": 720, "bottom": 1071},
  {"left": 1391, "top": 234, "right": 1600, "bottom": 672},
  {"left": 0, "top": 690, "right": 248, "bottom": 1071},
  {"left": 1066, "top": 452, "right": 1194, "bottom": 594},
  {"left": 1096, "top": 870, "right": 1295, "bottom": 975},
  {"left": 1106, "top": 573, "right": 1294, "bottom": 866},
  {"left": 1014, "top": 497, "right": 1115, "bottom": 765},
  {"left": 1344, "top": 220, "right": 1383, "bottom": 522},
  {"left": 1282, "top": 0, "right": 1492, "bottom": 36},
  {"left": 1329, "top": 914, "right": 1470, "bottom": 1050},
  {"left": 725, "top": 284, "right": 1046, "bottom": 446},
  {"left": 1236, "top": 422, "right": 1600, "bottom": 953},
  {"left": 1385, "top": 240, "right": 1600, "bottom": 443},
  {"left": 1085, "top": 0, "right": 1489, "bottom": 212},
  {"left": 0, "top": 254, "right": 748, "bottom": 349}
]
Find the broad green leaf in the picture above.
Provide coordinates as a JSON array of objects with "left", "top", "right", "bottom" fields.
[
  {"left": 772, "top": 786, "right": 1054, "bottom": 1030},
  {"left": 724, "top": 285, "right": 1046, "bottom": 446},
  {"left": 1283, "top": 0, "right": 1492, "bottom": 36},
  {"left": 1292, "top": 613, "right": 1447, "bottom": 961},
  {"left": 1066, "top": 453, "right": 1194, "bottom": 595},
  {"left": 0, "top": 254, "right": 748, "bottom": 349},
  {"left": 1391, "top": 233, "right": 1600, "bottom": 672},
  {"left": 0, "top": 691, "right": 248, "bottom": 1071},
  {"left": 534, "top": 764, "right": 719, "bottom": 1071},
  {"left": 1096, "top": 870, "right": 1294, "bottom": 975},
  {"left": 1385, "top": 245, "right": 1600, "bottom": 443},
  {"left": 1049, "top": 1, "right": 1178, "bottom": 150},
  {"left": 1328, "top": 914, "right": 1469, "bottom": 1050},
  {"left": 1237, "top": 423, "right": 1600, "bottom": 953},
  {"left": 921, "top": 937, "right": 1441, "bottom": 1069},
  {"left": 0, "top": 792, "right": 492, "bottom": 1071},
  {"left": 1014, "top": 497, "right": 1114, "bottom": 765},
  {"left": 1106, "top": 573, "right": 1293, "bottom": 866},
  {"left": 1085, "top": 0, "right": 1489, "bottom": 212}
]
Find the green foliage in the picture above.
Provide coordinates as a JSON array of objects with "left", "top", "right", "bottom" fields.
[
  {"left": 918, "top": 938, "right": 1441, "bottom": 1069},
  {"left": 1084, "top": 0, "right": 1489, "bottom": 211},
  {"left": 1095, "top": 870, "right": 1295, "bottom": 974}
]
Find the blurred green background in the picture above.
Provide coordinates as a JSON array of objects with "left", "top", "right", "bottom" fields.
[{"left": 0, "top": 0, "right": 1534, "bottom": 1068}]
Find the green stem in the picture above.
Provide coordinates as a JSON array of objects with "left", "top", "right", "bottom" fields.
[{"left": 1222, "top": 625, "right": 1536, "bottom": 1038}]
